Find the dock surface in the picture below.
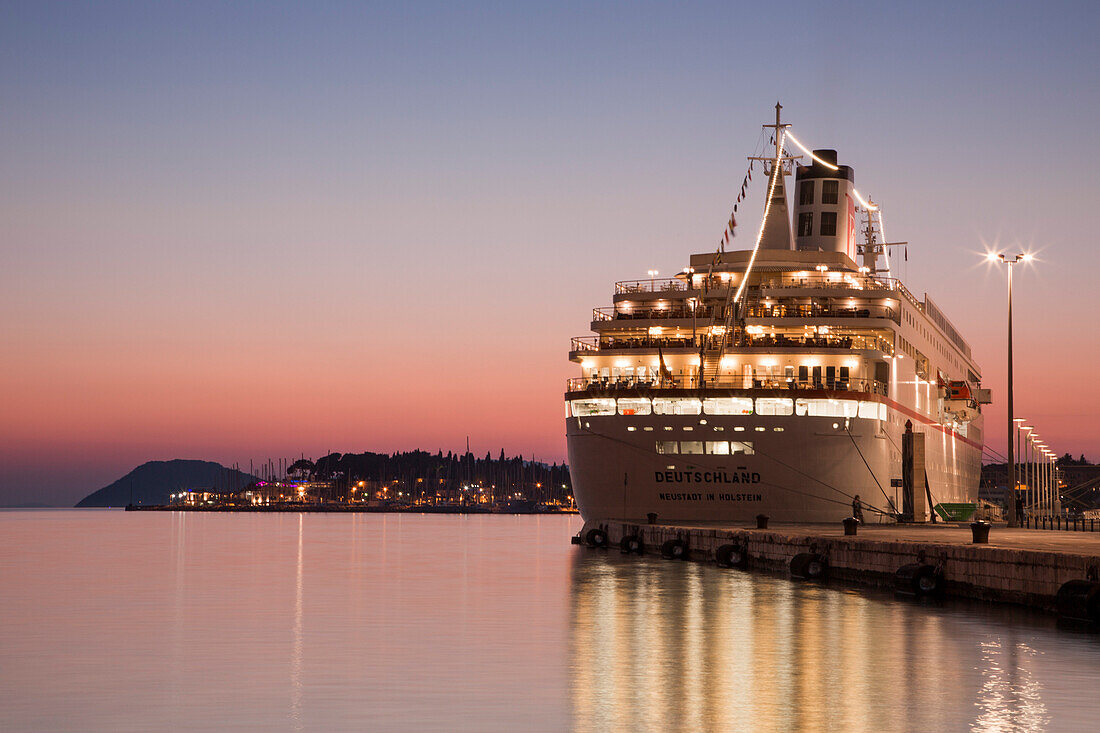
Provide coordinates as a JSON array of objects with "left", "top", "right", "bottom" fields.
[{"left": 580, "top": 520, "right": 1100, "bottom": 612}]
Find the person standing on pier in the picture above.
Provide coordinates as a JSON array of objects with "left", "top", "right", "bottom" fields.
[{"left": 852, "top": 494, "right": 865, "bottom": 524}]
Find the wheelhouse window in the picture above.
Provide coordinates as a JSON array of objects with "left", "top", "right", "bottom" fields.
[
  {"left": 799, "top": 180, "right": 814, "bottom": 205},
  {"left": 571, "top": 398, "right": 616, "bottom": 416},
  {"left": 798, "top": 212, "right": 813, "bottom": 237},
  {"left": 702, "top": 397, "right": 753, "bottom": 415},
  {"left": 795, "top": 398, "right": 858, "bottom": 417},
  {"left": 820, "top": 211, "right": 837, "bottom": 236},
  {"left": 653, "top": 397, "right": 702, "bottom": 415},
  {"left": 822, "top": 180, "right": 838, "bottom": 204},
  {"left": 617, "top": 397, "right": 652, "bottom": 416},
  {"left": 755, "top": 397, "right": 794, "bottom": 416}
]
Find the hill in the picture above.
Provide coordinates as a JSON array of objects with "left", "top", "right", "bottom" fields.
[{"left": 75, "top": 460, "right": 257, "bottom": 507}]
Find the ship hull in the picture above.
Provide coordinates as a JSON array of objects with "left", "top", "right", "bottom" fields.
[{"left": 566, "top": 400, "right": 981, "bottom": 524}]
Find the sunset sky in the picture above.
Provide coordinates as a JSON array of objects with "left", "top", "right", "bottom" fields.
[{"left": 2, "top": 1, "right": 1098, "bottom": 505}]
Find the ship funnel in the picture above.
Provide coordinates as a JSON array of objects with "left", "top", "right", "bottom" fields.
[{"left": 793, "top": 150, "right": 857, "bottom": 260}]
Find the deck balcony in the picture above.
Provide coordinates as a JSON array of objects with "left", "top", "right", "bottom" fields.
[
  {"left": 566, "top": 374, "right": 888, "bottom": 395},
  {"left": 614, "top": 278, "right": 689, "bottom": 295},
  {"left": 569, "top": 333, "right": 895, "bottom": 359}
]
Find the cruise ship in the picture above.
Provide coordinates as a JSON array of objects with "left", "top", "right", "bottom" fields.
[{"left": 565, "top": 107, "right": 988, "bottom": 524}]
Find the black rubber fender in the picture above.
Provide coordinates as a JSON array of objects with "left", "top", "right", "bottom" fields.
[
  {"left": 716, "top": 543, "right": 747, "bottom": 569},
  {"left": 895, "top": 563, "right": 943, "bottom": 597},
  {"left": 1056, "top": 580, "right": 1100, "bottom": 623},
  {"left": 790, "top": 552, "right": 827, "bottom": 580},
  {"left": 661, "top": 538, "right": 688, "bottom": 560},
  {"left": 585, "top": 527, "right": 608, "bottom": 548},
  {"left": 619, "top": 534, "right": 644, "bottom": 555}
]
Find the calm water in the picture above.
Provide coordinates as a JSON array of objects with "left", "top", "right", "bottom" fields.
[{"left": 2, "top": 511, "right": 1098, "bottom": 732}]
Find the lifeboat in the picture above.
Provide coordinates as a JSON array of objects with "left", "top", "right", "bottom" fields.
[{"left": 943, "top": 380, "right": 979, "bottom": 422}]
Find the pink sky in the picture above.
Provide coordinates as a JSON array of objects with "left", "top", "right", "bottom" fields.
[{"left": 2, "top": 2, "right": 1097, "bottom": 505}]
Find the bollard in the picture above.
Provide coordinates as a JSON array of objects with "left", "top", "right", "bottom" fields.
[
  {"left": 970, "top": 520, "right": 990, "bottom": 544},
  {"left": 842, "top": 517, "right": 858, "bottom": 536},
  {"left": 647, "top": 512, "right": 658, "bottom": 525},
  {"left": 756, "top": 514, "right": 769, "bottom": 530}
]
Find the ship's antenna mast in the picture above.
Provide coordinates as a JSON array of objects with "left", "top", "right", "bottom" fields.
[{"left": 755, "top": 102, "right": 795, "bottom": 194}]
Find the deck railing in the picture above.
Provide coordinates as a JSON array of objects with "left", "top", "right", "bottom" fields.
[
  {"left": 567, "top": 375, "right": 887, "bottom": 395},
  {"left": 744, "top": 304, "right": 899, "bottom": 322},
  {"left": 615, "top": 278, "right": 688, "bottom": 294},
  {"left": 569, "top": 333, "right": 894, "bottom": 355},
  {"left": 592, "top": 303, "right": 898, "bottom": 324},
  {"left": 592, "top": 305, "right": 718, "bottom": 321}
]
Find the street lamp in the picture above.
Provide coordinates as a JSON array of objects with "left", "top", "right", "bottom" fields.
[{"left": 987, "top": 251, "right": 1033, "bottom": 527}]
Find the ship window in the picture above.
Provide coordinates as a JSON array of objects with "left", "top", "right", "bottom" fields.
[
  {"left": 731, "top": 441, "right": 755, "bottom": 455},
  {"left": 702, "top": 397, "right": 753, "bottom": 415},
  {"left": 820, "top": 212, "right": 837, "bottom": 236},
  {"left": 643, "top": 426, "right": 654, "bottom": 431},
  {"left": 656, "top": 441, "right": 679, "bottom": 454},
  {"left": 617, "top": 397, "right": 652, "bottom": 416},
  {"left": 858, "top": 401, "right": 884, "bottom": 420},
  {"left": 706, "top": 441, "right": 730, "bottom": 455},
  {"left": 822, "top": 180, "right": 838, "bottom": 204},
  {"left": 653, "top": 397, "right": 702, "bottom": 415},
  {"left": 755, "top": 397, "right": 794, "bottom": 416},
  {"left": 798, "top": 212, "right": 814, "bottom": 238},
  {"left": 799, "top": 180, "right": 814, "bottom": 205},
  {"left": 680, "top": 441, "right": 704, "bottom": 454},
  {"left": 627, "top": 426, "right": 636, "bottom": 431},
  {"left": 795, "top": 398, "right": 859, "bottom": 417},
  {"left": 570, "top": 398, "right": 616, "bottom": 416}
]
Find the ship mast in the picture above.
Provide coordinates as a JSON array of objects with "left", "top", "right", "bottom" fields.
[{"left": 748, "top": 102, "right": 799, "bottom": 252}]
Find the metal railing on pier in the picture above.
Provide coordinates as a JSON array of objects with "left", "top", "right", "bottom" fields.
[{"left": 1024, "top": 515, "right": 1100, "bottom": 532}]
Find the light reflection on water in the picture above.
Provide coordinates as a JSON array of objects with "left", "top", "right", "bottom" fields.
[
  {"left": 1, "top": 510, "right": 1097, "bottom": 732},
  {"left": 569, "top": 550, "right": 1096, "bottom": 733}
]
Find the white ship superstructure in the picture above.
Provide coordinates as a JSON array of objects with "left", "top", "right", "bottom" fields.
[{"left": 565, "top": 107, "right": 988, "bottom": 523}]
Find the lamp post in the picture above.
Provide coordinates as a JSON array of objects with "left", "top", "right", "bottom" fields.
[
  {"left": 1036, "top": 440, "right": 1047, "bottom": 516},
  {"left": 1023, "top": 427, "right": 1034, "bottom": 514},
  {"left": 988, "top": 252, "right": 1032, "bottom": 527},
  {"left": 1012, "top": 420, "right": 1029, "bottom": 517}
]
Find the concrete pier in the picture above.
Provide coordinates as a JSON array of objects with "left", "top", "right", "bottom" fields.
[{"left": 577, "top": 520, "right": 1100, "bottom": 611}]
